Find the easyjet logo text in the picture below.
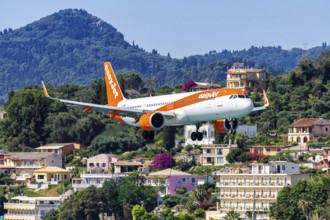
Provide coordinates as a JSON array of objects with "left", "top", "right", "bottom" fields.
[
  {"left": 105, "top": 64, "right": 119, "bottom": 99},
  {"left": 198, "top": 91, "right": 219, "bottom": 99}
]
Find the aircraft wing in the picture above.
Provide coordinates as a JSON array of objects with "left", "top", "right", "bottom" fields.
[
  {"left": 252, "top": 90, "right": 269, "bottom": 112},
  {"left": 41, "top": 81, "right": 176, "bottom": 119}
]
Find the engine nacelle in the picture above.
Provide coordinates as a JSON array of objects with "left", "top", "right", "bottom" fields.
[
  {"left": 139, "top": 112, "right": 165, "bottom": 131},
  {"left": 214, "top": 119, "right": 238, "bottom": 133}
]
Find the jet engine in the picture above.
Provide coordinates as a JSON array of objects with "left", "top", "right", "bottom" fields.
[
  {"left": 139, "top": 112, "right": 165, "bottom": 131},
  {"left": 214, "top": 118, "right": 238, "bottom": 133}
]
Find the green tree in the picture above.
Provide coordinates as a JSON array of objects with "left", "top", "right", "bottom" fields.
[
  {"left": 226, "top": 209, "right": 240, "bottom": 219},
  {"left": 0, "top": 188, "right": 7, "bottom": 216},
  {"left": 58, "top": 186, "right": 101, "bottom": 220},
  {"left": 43, "top": 209, "right": 59, "bottom": 220}
]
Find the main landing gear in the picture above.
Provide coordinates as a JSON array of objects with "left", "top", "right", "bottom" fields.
[
  {"left": 191, "top": 124, "right": 203, "bottom": 141},
  {"left": 142, "top": 130, "right": 154, "bottom": 140}
]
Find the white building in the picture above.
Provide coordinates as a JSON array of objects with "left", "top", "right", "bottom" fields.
[
  {"left": 4, "top": 196, "right": 61, "bottom": 220},
  {"left": 184, "top": 124, "right": 257, "bottom": 146},
  {"left": 216, "top": 161, "right": 310, "bottom": 220},
  {"left": 200, "top": 144, "right": 237, "bottom": 165},
  {"left": 72, "top": 172, "right": 127, "bottom": 191}
]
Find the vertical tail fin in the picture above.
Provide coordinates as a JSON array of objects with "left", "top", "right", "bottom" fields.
[{"left": 104, "top": 62, "right": 126, "bottom": 106}]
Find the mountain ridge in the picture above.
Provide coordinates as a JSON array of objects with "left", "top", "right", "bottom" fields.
[{"left": 0, "top": 9, "right": 329, "bottom": 104}]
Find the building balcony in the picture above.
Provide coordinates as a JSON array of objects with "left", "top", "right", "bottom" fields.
[
  {"left": 4, "top": 203, "right": 37, "bottom": 210},
  {"left": 80, "top": 173, "right": 127, "bottom": 178},
  {"left": 4, "top": 214, "right": 38, "bottom": 220},
  {"left": 219, "top": 194, "right": 277, "bottom": 200},
  {"left": 72, "top": 183, "right": 103, "bottom": 190},
  {"left": 202, "top": 153, "right": 215, "bottom": 157}
]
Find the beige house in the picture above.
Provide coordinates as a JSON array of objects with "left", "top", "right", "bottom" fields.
[
  {"left": 288, "top": 118, "right": 330, "bottom": 148},
  {"left": 200, "top": 144, "right": 237, "bottom": 165},
  {"left": 0, "top": 152, "right": 62, "bottom": 183},
  {"left": 249, "top": 145, "right": 290, "bottom": 156},
  {"left": 33, "top": 166, "right": 72, "bottom": 183},
  {"left": 114, "top": 160, "right": 154, "bottom": 173},
  {"left": 36, "top": 143, "right": 76, "bottom": 156},
  {"left": 216, "top": 161, "right": 310, "bottom": 220},
  {"left": 226, "top": 67, "right": 270, "bottom": 93},
  {"left": 87, "top": 154, "right": 119, "bottom": 173}
]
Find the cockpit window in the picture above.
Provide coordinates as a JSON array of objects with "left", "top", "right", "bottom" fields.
[
  {"left": 233, "top": 95, "right": 238, "bottom": 99},
  {"left": 229, "top": 95, "right": 233, "bottom": 99},
  {"left": 238, "top": 95, "right": 245, "bottom": 98}
]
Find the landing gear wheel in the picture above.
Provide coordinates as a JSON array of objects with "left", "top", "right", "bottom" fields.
[
  {"left": 197, "top": 132, "right": 203, "bottom": 141},
  {"left": 142, "top": 131, "right": 149, "bottom": 139},
  {"left": 191, "top": 132, "right": 197, "bottom": 141},
  {"left": 142, "top": 131, "right": 155, "bottom": 140},
  {"left": 149, "top": 131, "right": 154, "bottom": 140}
]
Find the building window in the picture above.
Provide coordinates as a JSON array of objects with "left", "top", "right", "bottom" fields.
[
  {"left": 38, "top": 175, "right": 44, "bottom": 180},
  {"left": 207, "top": 149, "right": 211, "bottom": 154},
  {"left": 192, "top": 178, "right": 196, "bottom": 183},
  {"left": 266, "top": 148, "right": 270, "bottom": 152},
  {"left": 282, "top": 165, "right": 286, "bottom": 171},
  {"left": 89, "top": 163, "right": 94, "bottom": 167},
  {"left": 326, "top": 127, "right": 329, "bottom": 132},
  {"left": 217, "top": 157, "right": 223, "bottom": 164},
  {"left": 102, "top": 163, "right": 106, "bottom": 167},
  {"left": 217, "top": 149, "right": 223, "bottom": 155},
  {"left": 64, "top": 175, "right": 67, "bottom": 179},
  {"left": 182, "top": 178, "right": 186, "bottom": 183}
]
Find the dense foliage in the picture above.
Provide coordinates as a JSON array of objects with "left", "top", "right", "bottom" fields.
[
  {"left": 43, "top": 172, "right": 158, "bottom": 220},
  {"left": 270, "top": 176, "right": 330, "bottom": 220},
  {"left": 244, "top": 50, "right": 330, "bottom": 136},
  {"left": 0, "top": 9, "right": 329, "bottom": 104}
]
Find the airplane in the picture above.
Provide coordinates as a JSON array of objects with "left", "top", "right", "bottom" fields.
[{"left": 41, "top": 62, "right": 269, "bottom": 141}]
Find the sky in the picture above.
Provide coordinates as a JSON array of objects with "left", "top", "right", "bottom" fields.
[{"left": 1, "top": 0, "right": 329, "bottom": 58}]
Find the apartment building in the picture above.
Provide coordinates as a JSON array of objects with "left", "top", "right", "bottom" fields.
[
  {"left": 217, "top": 161, "right": 309, "bottom": 220},
  {"left": 4, "top": 196, "right": 61, "bottom": 220},
  {"left": 226, "top": 67, "right": 270, "bottom": 93},
  {"left": 0, "top": 152, "right": 62, "bottom": 183},
  {"left": 288, "top": 118, "right": 330, "bottom": 149},
  {"left": 200, "top": 144, "right": 237, "bottom": 165}
]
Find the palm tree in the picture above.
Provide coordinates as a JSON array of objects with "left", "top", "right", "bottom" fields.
[
  {"left": 298, "top": 195, "right": 311, "bottom": 220},
  {"left": 191, "top": 184, "right": 209, "bottom": 204}
]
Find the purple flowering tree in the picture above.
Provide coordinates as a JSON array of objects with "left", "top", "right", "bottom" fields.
[
  {"left": 181, "top": 80, "right": 198, "bottom": 92},
  {"left": 152, "top": 154, "right": 176, "bottom": 170}
]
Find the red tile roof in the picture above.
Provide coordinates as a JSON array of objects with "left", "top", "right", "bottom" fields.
[{"left": 289, "top": 118, "right": 323, "bottom": 127}]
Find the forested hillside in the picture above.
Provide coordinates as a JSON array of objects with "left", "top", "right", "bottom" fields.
[
  {"left": 244, "top": 50, "right": 330, "bottom": 135},
  {"left": 0, "top": 9, "right": 329, "bottom": 104}
]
